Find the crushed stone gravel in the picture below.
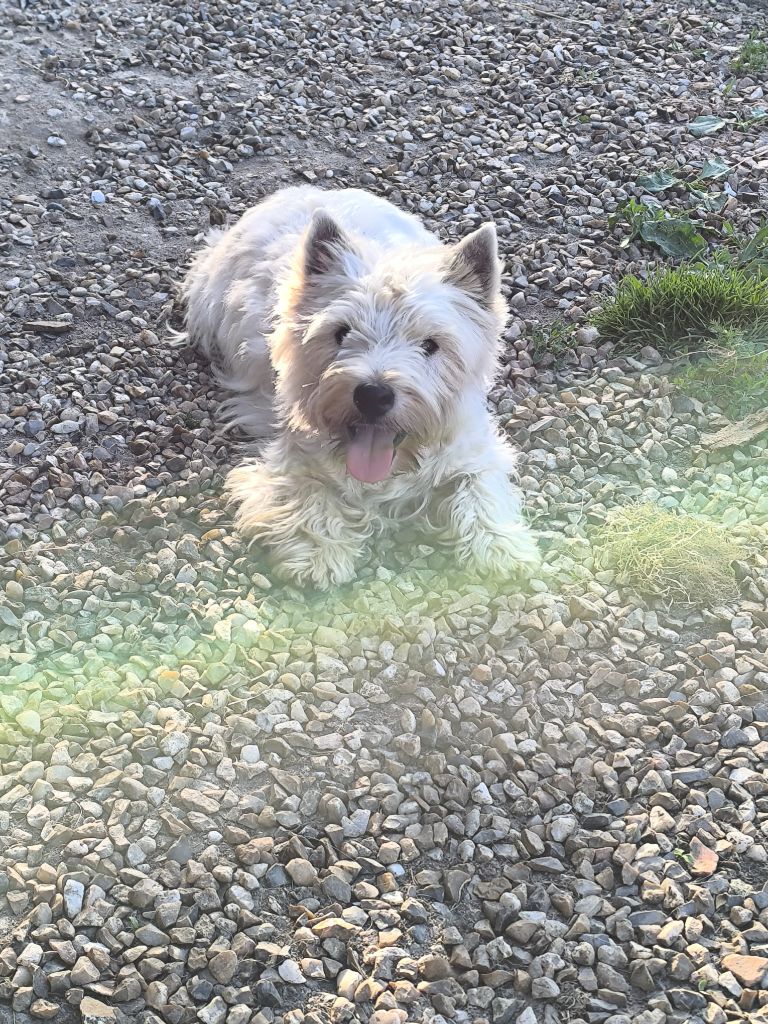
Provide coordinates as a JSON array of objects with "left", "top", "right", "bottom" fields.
[{"left": 2, "top": 1, "right": 768, "bottom": 1024}]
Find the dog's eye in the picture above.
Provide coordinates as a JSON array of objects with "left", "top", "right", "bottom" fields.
[
  {"left": 421, "top": 337, "right": 439, "bottom": 356},
  {"left": 335, "top": 325, "right": 350, "bottom": 346}
]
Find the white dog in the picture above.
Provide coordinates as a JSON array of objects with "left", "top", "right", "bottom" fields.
[{"left": 181, "top": 186, "right": 538, "bottom": 588}]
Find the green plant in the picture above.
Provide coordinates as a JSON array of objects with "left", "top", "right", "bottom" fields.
[
  {"left": 731, "top": 31, "right": 768, "bottom": 75},
  {"left": 609, "top": 197, "right": 707, "bottom": 258},
  {"left": 714, "top": 223, "right": 768, "bottom": 277},
  {"left": 618, "top": 163, "right": 747, "bottom": 258},
  {"left": 684, "top": 107, "right": 766, "bottom": 138},
  {"left": 732, "top": 106, "right": 768, "bottom": 132},
  {"left": 672, "top": 326, "right": 768, "bottom": 418},
  {"left": 696, "top": 158, "right": 730, "bottom": 182},
  {"left": 635, "top": 161, "right": 731, "bottom": 212},
  {"left": 590, "top": 264, "right": 768, "bottom": 352},
  {"left": 688, "top": 114, "right": 728, "bottom": 138},
  {"left": 610, "top": 197, "right": 666, "bottom": 239},
  {"left": 636, "top": 170, "right": 680, "bottom": 194},
  {"left": 593, "top": 503, "right": 744, "bottom": 605},
  {"left": 528, "top": 319, "right": 575, "bottom": 362}
]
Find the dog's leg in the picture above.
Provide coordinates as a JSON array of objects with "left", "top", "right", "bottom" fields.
[
  {"left": 225, "top": 456, "right": 369, "bottom": 589},
  {"left": 431, "top": 431, "right": 540, "bottom": 578}
]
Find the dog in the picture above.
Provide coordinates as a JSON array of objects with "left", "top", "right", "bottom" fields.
[{"left": 181, "top": 186, "right": 539, "bottom": 588}]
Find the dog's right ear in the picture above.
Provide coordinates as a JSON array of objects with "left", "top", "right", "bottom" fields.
[
  {"left": 303, "top": 211, "right": 354, "bottom": 278},
  {"left": 444, "top": 223, "right": 501, "bottom": 309}
]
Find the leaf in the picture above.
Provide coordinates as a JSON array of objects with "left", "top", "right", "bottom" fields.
[
  {"left": 689, "top": 115, "right": 727, "bottom": 137},
  {"left": 640, "top": 219, "right": 707, "bottom": 258},
  {"left": 687, "top": 188, "right": 728, "bottom": 213},
  {"left": 739, "top": 224, "right": 768, "bottom": 264},
  {"left": 639, "top": 196, "right": 664, "bottom": 213},
  {"left": 637, "top": 169, "right": 680, "bottom": 193},
  {"left": 699, "top": 157, "right": 730, "bottom": 180}
]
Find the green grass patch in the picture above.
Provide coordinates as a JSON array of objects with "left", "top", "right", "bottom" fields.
[
  {"left": 672, "top": 327, "right": 768, "bottom": 418},
  {"left": 589, "top": 264, "right": 768, "bottom": 353},
  {"left": 594, "top": 503, "right": 744, "bottom": 605},
  {"left": 731, "top": 31, "right": 768, "bottom": 75}
]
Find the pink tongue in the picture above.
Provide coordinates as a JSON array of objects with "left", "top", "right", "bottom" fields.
[{"left": 346, "top": 426, "right": 397, "bottom": 483}]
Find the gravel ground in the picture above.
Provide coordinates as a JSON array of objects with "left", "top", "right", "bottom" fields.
[{"left": 2, "top": 1, "right": 768, "bottom": 1023}]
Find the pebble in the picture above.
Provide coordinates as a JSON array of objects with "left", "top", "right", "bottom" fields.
[
  {"left": 278, "top": 960, "right": 306, "bottom": 984},
  {"left": 285, "top": 859, "right": 318, "bottom": 886},
  {"left": 721, "top": 954, "right": 768, "bottom": 988},
  {"left": 79, "top": 999, "right": 116, "bottom": 1024}
]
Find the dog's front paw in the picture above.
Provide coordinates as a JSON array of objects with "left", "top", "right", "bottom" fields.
[
  {"left": 226, "top": 463, "right": 364, "bottom": 590},
  {"left": 461, "top": 523, "right": 540, "bottom": 579},
  {"left": 271, "top": 537, "right": 358, "bottom": 591}
]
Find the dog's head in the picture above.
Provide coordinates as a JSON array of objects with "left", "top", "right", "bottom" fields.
[{"left": 272, "top": 210, "right": 507, "bottom": 483}]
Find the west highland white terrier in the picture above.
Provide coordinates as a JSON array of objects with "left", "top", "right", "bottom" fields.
[{"left": 181, "top": 186, "right": 539, "bottom": 588}]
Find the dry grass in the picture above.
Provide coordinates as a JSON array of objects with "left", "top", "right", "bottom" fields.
[{"left": 594, "top": 503, "right": 744, "bottom": 604}]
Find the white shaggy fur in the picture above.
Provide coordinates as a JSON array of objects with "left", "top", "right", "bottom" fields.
[{"left": 181, "top": 185, "right": 539, "bottom": 588}]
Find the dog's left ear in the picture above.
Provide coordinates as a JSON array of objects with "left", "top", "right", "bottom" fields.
[
  {"left": 303, "top": 211, "right": 354, "bottom": 278},
  {"left": 444, "top": 223, "right": 501, "bottom": 308}
]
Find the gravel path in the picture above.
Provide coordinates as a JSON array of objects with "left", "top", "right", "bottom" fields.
[{"left": 2, "top": 1, "right": 768, "bottom": 1023}]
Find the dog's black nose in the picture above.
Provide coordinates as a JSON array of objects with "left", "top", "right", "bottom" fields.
[{"left": 353, "top": 382, "right": 395, "bottom": 420}]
